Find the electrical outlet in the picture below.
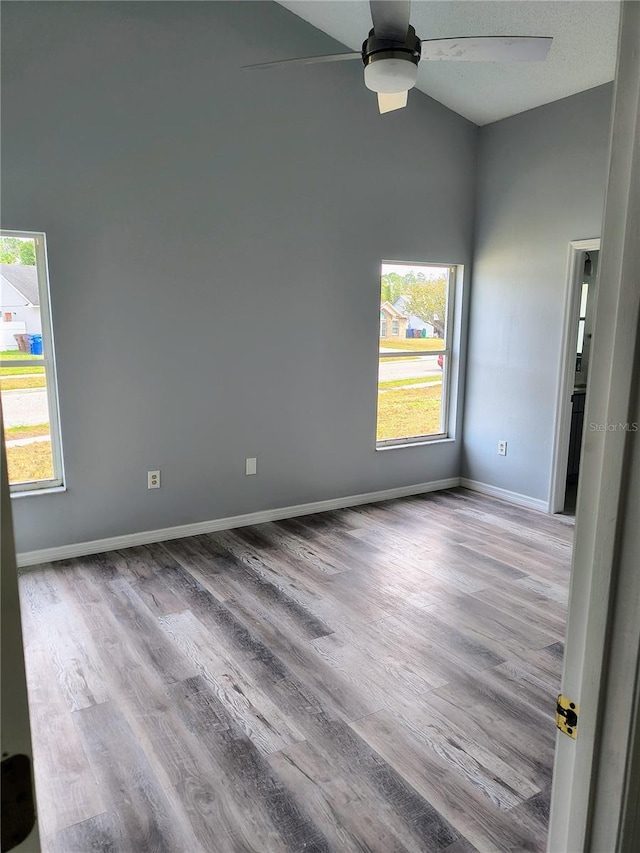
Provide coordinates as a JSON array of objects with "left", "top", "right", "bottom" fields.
[
  {"left": 498, "top": 441, "right": 507, "bottom": 457},
  {"left": 245, "top": 457, "right": 257, "bottom": 476},
  {"left": 147, "top": 470, "right": 161, "bottom": 489}
]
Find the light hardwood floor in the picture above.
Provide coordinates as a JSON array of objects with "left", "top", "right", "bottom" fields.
[{"left": 18, "top": 488, "right": 573, "bottom": 852}]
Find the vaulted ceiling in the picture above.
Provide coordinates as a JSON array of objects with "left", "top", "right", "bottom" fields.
[{"left": 277, "top": 1, "right": 620, "bottom": 125}]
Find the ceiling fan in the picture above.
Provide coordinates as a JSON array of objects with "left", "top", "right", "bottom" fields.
[{"left": 244, "top": 0, "right": 552, "bottom": 114}]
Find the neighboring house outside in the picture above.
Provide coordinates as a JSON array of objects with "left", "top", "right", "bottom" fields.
[
  {"left": 0, "top": 264, "right": 41, "bottom": 349},
  {"left": 380, "top": 301, "right": 408, "bottom": 340},
  {"left": 393, "top": 296, "right": 442, "bottom": 338},
  {"left": 393, "top": 295, "right": 438, "bottom": 338}
]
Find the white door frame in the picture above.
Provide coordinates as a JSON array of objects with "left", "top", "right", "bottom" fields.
[{"left": 548, "top": 238, "right": 600, "bottom": 514}]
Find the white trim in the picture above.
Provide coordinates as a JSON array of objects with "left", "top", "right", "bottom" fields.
[
  {"left": 10, "top": 485, "right": 66, "bottom": 499},
  {"left": 440, "top": 265, "right": 456, "bottom": 438},
  {"left": 381, "top": 259, "right": 454, "bottom": 271},
  {"left": 376, "top": 263, "right": 458, "bottom": 448},
  {"left": 548, "top": 238, "right": 600, "bottom": 514},
  {"left": 378, "top": 350, "right": 447, "bottom": 358},
  {"left": 448, "top": 264, "right": 466, "bottom": 444},
  {"left": 376, "top": 436, "right": 454, "bottom": 451},
  {"left": 460, "top": 477, "right": 549, "bottom": 512},
  {"left": 1, "top": 229, "right": 66, "bottom": 494},
  {"left": 16, "top": 477, "right": 461, "bottom": 569}
]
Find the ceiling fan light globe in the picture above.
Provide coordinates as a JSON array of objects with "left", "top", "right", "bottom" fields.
[{"left": 364, "top": 56, "right": 418, "bottom": 94}]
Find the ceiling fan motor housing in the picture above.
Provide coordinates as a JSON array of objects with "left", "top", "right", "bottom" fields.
[{"left": 362, "top": 25, "right": 421, "bottom": 93}]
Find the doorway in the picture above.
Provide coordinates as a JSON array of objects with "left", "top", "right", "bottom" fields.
[{"left": 549, "top": 238, "right": 601, "bottom": 514}]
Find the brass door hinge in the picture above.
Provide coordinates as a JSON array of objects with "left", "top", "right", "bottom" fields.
[{"left": 556, "top": 694, "right": 579, "bottom": 739}]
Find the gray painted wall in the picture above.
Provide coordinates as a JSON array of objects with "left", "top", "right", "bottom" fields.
[
  {"left": 1, "top": 1, "right": 476, "bottom": 552},
  {"left": 462, "top": 84, "right": 613, "bottom": 501}
]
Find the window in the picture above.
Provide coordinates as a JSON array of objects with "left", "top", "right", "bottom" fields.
[
  {"left": 1, "top": 231, "right": 64, "bottom": 492},
  {"left": 380, "top": 316, "right": 387, "bottom": 338},
  {"left": 377, "top": 261, "right": 455, "bottom": 447},
  {"left": 576, "top": 281, "right": 589, "bottom": 373}
]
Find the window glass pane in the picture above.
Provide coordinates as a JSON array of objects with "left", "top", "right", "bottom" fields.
[
  {"left": 576, "top": 318, "right": 586, "bottom": 355},
  {"left": 1, "top": 232, "right": 60, "bottom": 488},
  {"left": 377, "top": 356, "right": 444, "bottom": 442},
  {"left": 379, "top": 263, "right": 449, "bottom": 354},
  {"left": 1, "top": 373, "right": 55, "bottom": 484},
  {"left": 579, "top": 282, "right": 589, "bottom": 318}
]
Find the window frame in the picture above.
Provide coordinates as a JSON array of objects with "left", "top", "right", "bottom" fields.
[
  {"left": 376, "top": 261, "right": 456, "bottom": 449},
  {"left": 1, "top": 230, "right": 65, "bottom": 494}
]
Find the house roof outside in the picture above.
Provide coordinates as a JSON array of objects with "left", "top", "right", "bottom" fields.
[
  {"left": 0, "top": 264, "right": 39, "bottom": 306},
  {"left": 380, "top": 301, "right": 406, "bottom": 319},
  {"left": 393, "top": 296, "right": 434, "bottom": 332}
]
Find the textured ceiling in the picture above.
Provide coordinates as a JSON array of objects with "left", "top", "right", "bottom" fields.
[{"left": 276, "top": 1, "right": 620, "bottom": 125}]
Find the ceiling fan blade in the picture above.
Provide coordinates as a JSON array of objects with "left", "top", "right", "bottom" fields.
[
  {"left": 420, "top": 36, "right": 553, "bottom": 62},
  {"left": 242, "top": 52, "right": 361, "bottom": 71},
  {"left": 369, "top": 1, "right": 411, "bottom": 41},
  {"left": 377, "top": 91, "right": 408, "bottom": 114}
]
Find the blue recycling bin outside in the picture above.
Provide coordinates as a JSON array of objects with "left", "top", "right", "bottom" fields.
[{"left": 29, "top": 334, "right": 43, "bottom": 355}]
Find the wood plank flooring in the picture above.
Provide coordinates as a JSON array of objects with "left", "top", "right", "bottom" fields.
[{"left": 18, "top": 488, "right": 573, "bottom": 852}]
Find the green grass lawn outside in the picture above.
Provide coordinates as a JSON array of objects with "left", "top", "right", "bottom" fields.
[
  {"left": 0, "top": 350, "right": 41, "bottom": 360},
  {"left": 0, "top": 350, "right": 44, "bottom": 376},
  {"left": 379, "top": 377, "right": 442, "bottom": 391},
  {"left": 379, "top": 338, "right": 445, "bottom": 353},
  {"left": 377, "top": 383, "right": 443, "bottom": 442},
  {"left": 0, "top": 376, "right": 46, "bottom": 391},
  {"left": 5, "top": 423, "right": 50, "bottom": 440},
  {"left": 0, "top": 365, "right": 45, "bottom": 376},
  {"left": 6, "top": 440, "right": 54, "bottom": 484}
]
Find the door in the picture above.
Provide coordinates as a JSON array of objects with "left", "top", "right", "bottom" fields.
[
  {"left": 549, "top": 239, "right": 600, "bottom": 514},
  {"left": 1, "top": 402, "right": 40, "bottom": 851},
  {"left": 564, "top": 249, "right": 599, "bottom": 513},
  {"left": 547, "top": 1, "right": 640, "bottom": 848}
]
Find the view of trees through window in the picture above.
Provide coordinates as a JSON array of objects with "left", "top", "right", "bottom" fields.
[
  {"left": 377, "top": 263, "right": 452, "bottom": 444},
  {"left": 1, "top": 232, "right": 60, "bottom": 489}
]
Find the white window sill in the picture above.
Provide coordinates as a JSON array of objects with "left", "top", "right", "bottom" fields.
[
  {"left": 376, "top": 437, "right": 455, "bottom": 451},
  {"left": 11, "top": 485, "right": 67, "bottom": 499}
]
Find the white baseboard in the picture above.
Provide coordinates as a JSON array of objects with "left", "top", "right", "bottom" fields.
[
  {"left": 460, "top": 478, "right": 549, "bottom": 513},
  {"left": 17, "top": 477, "right": 461, "bottom": 569}
]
